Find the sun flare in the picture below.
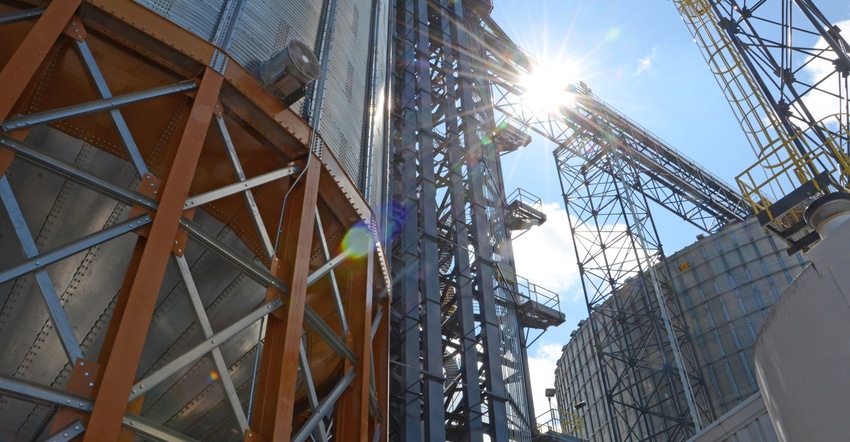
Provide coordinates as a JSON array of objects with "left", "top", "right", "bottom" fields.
[{"left": 520, "top": 62, "right": 579, "bottom": 117}]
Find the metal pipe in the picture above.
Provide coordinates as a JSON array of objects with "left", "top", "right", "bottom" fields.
[
  {"left": 0, "top": 214, "right": 151, "bottom": 283},
  {"left": 1, "top": 80, "right": 198, "bottom": 132},
  {"left": 290, "top": 369, "right": 356, "bottom": 442}
]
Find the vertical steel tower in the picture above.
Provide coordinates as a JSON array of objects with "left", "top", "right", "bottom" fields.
[
  {"left": 388, "top": 0, "right": 560, "bottom": 440},
  {"left": 555, "top": 142, "right": 711, "bottom": 441}
]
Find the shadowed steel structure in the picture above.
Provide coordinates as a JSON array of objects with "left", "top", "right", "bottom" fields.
[
  {"left": 468, "top": 19, "right": 735, "bottom": 442},
  {"left": 0, "top": 0, "right": 389, "bottom": 440},
  {"left": 388, "top": 0, "right": 562, "bottom": 440}
]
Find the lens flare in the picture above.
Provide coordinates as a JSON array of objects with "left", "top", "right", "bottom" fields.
[
  {"left": 208, "top": 371, "right": 220, "bottom": 384},
  {"left": 342, "top": 223, "right": 374, "bottom": 258},
  {"left": 520, "top": 62, "right": 578, "bottom": 117}
]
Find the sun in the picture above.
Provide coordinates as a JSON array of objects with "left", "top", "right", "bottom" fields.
[{"left": 519, "top": 61, "right": 579, "bottom": 117}]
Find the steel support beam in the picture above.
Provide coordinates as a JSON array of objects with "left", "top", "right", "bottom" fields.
[
  {"left": 0, "top": 133, "right": 158, "bottom": 210},
  {"left": 1, "top": 80, "right": 198, "bottom": 132},
  {"left": 0, "top": 213, "right": 152, "bottom": 283},
  {"left": 85, "top": 68, "right": 223, "bottom": 441},
  {"left": 0, "top": 0, "right": 81, "bottom": 121},
  {"left": 249, "top": 155, "right": 320, "bottom": 440},
  {"left": 334, "top": 244, "right": 375, "bottom": 440},
  {"left": 0, "top": 375, "right": 195, "bottom": 441},
  {"left": 74, "top": 39, "right": 150, "bottom": 176},
  {"left": 44, "top": 419, "right": 85, "bottom": 442},
  {"left": 183, "top": 165, "right": 300, "bottom": 210},
  {"left": 390, "top": 0, "right": 425, "bottom": 437},
  {"left": 0, "top": 7, "right": 45, "bottom": 26},
  {"left": 127, "top": 296, "right": 284, "bottom": 402},
  {"left": 297, "top": 340, "right": 330, "bottom": 441},
  {"left": 291, "top": 369, "right": 356, "bottom": 442},
  {"left": 215, "top": 115, "right": 275, "bottom": 260},
  {"left": 437, "top": 6, "right": 488, "bottom": 438},
  {"left": 0, "top": 176, "right": 84, "bottom": 364},
  {"left": 315, "top": 207, "right": 349, "bottom": 336},
  {"left": 172, "top": 254, "right": 249, "bottom": 432}
]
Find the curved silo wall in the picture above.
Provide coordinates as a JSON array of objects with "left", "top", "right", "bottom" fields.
[
  {"left": 555, "top": 323, "right": 615, "bottom": 442},
  {"left": 667, "top": 217, "right": 808, "bottom": 415},
  {"left": 554, "top": 217, "right": 810, "bottom": 440},
  {"left": 134, "top": 0, "right": 389, "bottom": 212}
]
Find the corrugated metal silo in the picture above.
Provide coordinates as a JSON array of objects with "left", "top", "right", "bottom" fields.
[{"left": 554, "top": 217, "right": 809, "bottom": 440}]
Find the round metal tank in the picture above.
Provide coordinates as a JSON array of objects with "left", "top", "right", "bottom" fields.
[
  {"left": 554, "top": 217, "right": 810, "bottom": 440},
  {"left": 666, "top": 217, "right": 808, "bottom": 415},
  {"left": 754, "top": 201, "right": 850, "bottom": 442},
  {"left": 0, "top": 1, "right": 389, "bottom": 440}
]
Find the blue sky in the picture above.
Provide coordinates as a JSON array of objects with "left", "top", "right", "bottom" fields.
[{"left": 488, "top": 0, "right": 850, "bottom": 416}]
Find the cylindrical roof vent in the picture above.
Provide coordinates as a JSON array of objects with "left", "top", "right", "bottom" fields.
[{"left": 259, "top": 40, "right": 320, "bottom": 106}]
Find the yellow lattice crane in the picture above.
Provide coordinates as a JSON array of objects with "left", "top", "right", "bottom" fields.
[{"left": 672, "top": 0, "right": 850, "bottom": 253}]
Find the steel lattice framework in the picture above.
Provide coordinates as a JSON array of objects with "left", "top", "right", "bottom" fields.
[
  {"left": 554, "top": 142, "right": 715, "bottom": 442},
  {"left": 471, "top": 18, "right": 737, "bottom": 442},
  {"left": 0, "top": 1, "right": 389, "bottom": 441},
  {"left": 478, "top": 18, "right": 753, "bottom": 235},
  {"left": 672, "top": 0, "right": 850, "bottom": 252},
  {"left": 388, "top": 0, "right": 554, "bottom": 440}
]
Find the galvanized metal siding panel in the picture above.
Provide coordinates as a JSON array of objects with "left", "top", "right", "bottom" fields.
[
  {"left": 228, "top": 0, "right": 322, "bottom": 74},
  {"left": 318, "top": 0, "right": 372, "bottom": 186},
  {"left": 366, "top": 0, "right": 390, "bottom": 212},
  {"left": 135, "top": 0, "right": 226, "bottom": 41},
  {"left": 668, "top": 218, "right": 809, "bottom": 414},
  {"left": 134, "top": 0, "right": 386, "bottom": 199}
]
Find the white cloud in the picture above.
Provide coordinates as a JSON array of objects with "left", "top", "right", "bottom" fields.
[
  {"left": 635, "top": 46, "right": 658, "bottom": 76},
  {"left": 512, "top": 201, "right": 642, "bottom": 304},
  {"left": 526, "top": 342, "right": 565, "bottom": 420},
  {"left": 511, "top": 202, "right": 581, "bottom": 301},
  {"left": 800, "top": 19, "right": 850, "bottom": 125}
]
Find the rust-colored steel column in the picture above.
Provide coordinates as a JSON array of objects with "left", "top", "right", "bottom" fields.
[
  {"left": 249, "top": 155, "right": 321, "bottom": 440},
  {"left": 0, "top": 0, "right": 80, "bottom": 120},
  {"left": 374, "top": 295, "right": 390, "bottom": 442},
  {"left": 334, "top": 247, "right": 374, "bottom": 440},
  {"left": 84, "top": 68, "right": 223, "bottom": 442},
  {"left": 0, "top": 0, "right": 79, "bottom": 174}
]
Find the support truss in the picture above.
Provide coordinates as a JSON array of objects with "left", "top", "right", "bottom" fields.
[
  {"left": 672, "top": 0, "right": 850, "bottom": 251},
  {"left": 389, "top": 0, "right": 547, "bottom": 440},
  {"left": 478, "top": 18, "right": 753, "bottom": 234},
  {"left": 0, "top": 1, "right": 389, "bottom": 441},
  {"left": 555, "top": 140, "right": 716, "bottom": 442}
]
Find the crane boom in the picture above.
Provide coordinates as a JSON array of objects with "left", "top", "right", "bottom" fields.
[{"left": 671, "top": 0, "right": 850, "bottom": 252}]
